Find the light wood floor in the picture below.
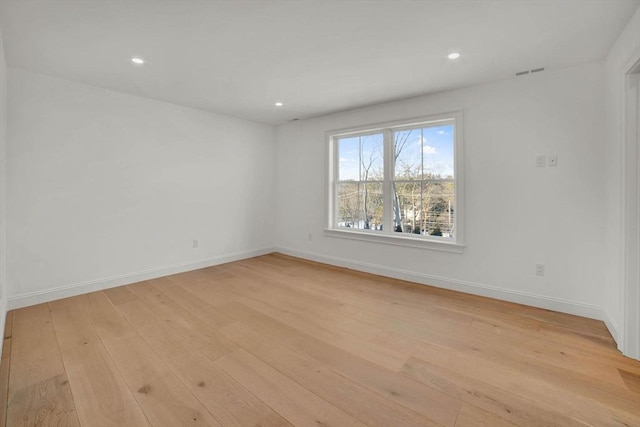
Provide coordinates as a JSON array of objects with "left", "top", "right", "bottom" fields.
[{"left": 0, "top": 254, "right": 638, "bottom": 426}]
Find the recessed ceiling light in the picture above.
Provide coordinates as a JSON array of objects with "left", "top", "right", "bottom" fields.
[
  {"left": 448, "top": 52, "right": 460, "bottom": 60},
  {"left": 131, "top": 57, "right": 145, "bottom": 65},
  {"left": 274, "top": 102, "right": 284, "bottom": 107}
]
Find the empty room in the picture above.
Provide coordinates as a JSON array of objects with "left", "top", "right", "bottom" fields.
[{"left": 0, "top": 0, "right": 639, "bottom": 426}]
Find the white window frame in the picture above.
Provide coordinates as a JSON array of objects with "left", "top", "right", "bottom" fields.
[{"left": 325, "top": 111, "right": 465, "bottom": 253}]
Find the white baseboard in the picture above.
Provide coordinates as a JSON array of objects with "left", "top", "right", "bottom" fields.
[
  {"left": 276, "top": 246, "right": 607, "bottom": 322},
  {"left": 7, "top": 247, "right": 275, "bottom": 310}
]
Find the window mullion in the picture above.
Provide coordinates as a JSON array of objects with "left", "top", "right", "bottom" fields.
[{"left": 383, "top": 129, "right": 394, "bottom": 233}]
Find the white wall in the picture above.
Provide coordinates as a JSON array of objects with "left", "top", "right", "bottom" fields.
[
  {"left": 604, "top": 6, "right": 640, "bottom": 349},
  {"left": 275, "top": 62, "right": 607, "bottom": 319},
  {"left": 7, "top": 68, "right": 276, "bottom": 307}
]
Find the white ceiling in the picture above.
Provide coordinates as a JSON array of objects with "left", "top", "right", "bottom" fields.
[{"left": 0, "top": 0, "right": 638, "bottom": 125}]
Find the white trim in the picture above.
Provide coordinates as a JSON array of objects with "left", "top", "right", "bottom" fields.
[
  {"left": 454, "top": 111, "right": 465, "bottom": 243},
  {"left": 6, "top": 247, "right": 275, "bottom": 310},
  {"left": 324, "top": 228, "right": 465, "bottom": 253},
  {"left": 276, "top": 246, "right": 606, "bottom": 321},
  {"left": 621, "top": 50, "right": 640, "bottom": 359},
  {"left": 383, "top": 128, "right": 393, "bottom": 232}
]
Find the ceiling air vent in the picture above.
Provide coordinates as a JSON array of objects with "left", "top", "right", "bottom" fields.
[{"left": 516, "top": 67, "right": 545, "bottom": 77}]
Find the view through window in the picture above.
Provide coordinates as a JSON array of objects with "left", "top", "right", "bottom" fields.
[{"left": 331, "top": 114, "right": 460, "bottom": 244}]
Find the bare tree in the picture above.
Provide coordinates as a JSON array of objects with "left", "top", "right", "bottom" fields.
[{"left": 392, "top": 129, "right": 416, "bottom": 231}]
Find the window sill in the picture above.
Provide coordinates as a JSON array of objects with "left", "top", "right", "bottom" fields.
[{"left": 323, "top": 228, "right": 465, "bottom": 253}]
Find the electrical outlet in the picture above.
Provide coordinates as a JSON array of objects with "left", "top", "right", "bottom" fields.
[
  {"left": 536, "top": 264, "right": 545, "bottom": 276},
  {"left": 548, "top": 155, "right": 558, "bottom": 167},
  {"left": 536, "top": 155, "right": 546, "bottom": 167},
  {"left": 193, "top": 239, "right": 198, "bottom": 249}
]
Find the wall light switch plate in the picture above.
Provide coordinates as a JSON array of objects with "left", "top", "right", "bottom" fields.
[
  {"left": 548, "top": 155, "right": 558, "bottom": 167},
  {"left": 536, "top": 155, "right": 546, "bottom": 167}
]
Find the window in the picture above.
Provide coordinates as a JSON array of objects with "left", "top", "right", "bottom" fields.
[{"left": 327, "top": 112, "right": 464, "bottom": 251}]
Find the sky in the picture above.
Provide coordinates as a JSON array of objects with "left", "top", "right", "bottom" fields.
[{"left": 338, "top": 124, "right": 454, "bottom": 181}]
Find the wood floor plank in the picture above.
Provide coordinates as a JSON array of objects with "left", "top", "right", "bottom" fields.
[
  {"left": 537, "top": 321, "right": 637, "bottom": 363},
  {"left": 82, "top": 290, "right": 220, "bottom": 426},
  {"left": 8, "top": 304, "right": 67, "bottom": 401},
  {"left": 150, "top": 277, "right": 236, "bottom": 328},
  {"left": 217, "top": 268, "right": 382, "bottom": 338},
  {"left": 103, "top": 284, "right": 142, "bottom": 307},
  {"left": 167, "top": 266, "right": 234, "bottom": 286},
  {"left": 115, "top": 298, "right": 290, "bottom": 427},
  {"left": 48, "top": 297, "right": 102, "bottom": 349},
  {"left": 368, "top": 311, "right": 628, "bottom": 389},
  {"left": 216, "top": 273, "right": 385, "bottom": 341},
  {"left": 517, "top": 304, "right": 613, "bottom": 340},
  {"left": 193, "top": 284, "right": 411, "bottom": 372},
  {"left": 7, "top": 373, "right": 79, "bottom": 427},
  {"left": 215, "top": 348, "right": 367, "bottom": 427},
  {"left": 331, "top": 288, "right": 615, "bottom": 381},
  {"left": 618, "top": 367, "right": 640, "bottom": 394},
  {"left": 100, "top": 333, "right": 221, "bottom": 427},
  {"left": 454, "top": 403, "right": 519, "bottom": 427},
  {"left": 172, "top": 278, "right": 238, "bottom": 308},
  {"left": 60, "top": 342, "right": 151, "bottom": 427},
  {"left": 83, "top": 291, "right": 137, "bottom": 341},
  {"left": 215, "top": 301, "right": 461, "bottom": 426},
  {"left": 440, "top": 299, "right": 618, "bottom": 353},
  {"left": 379, "top": 326, "right": 640, "bottom": 416},
  {"left": 49, "top": 298, "right": 151, "bottom": 427},
  {"left": 400, "top": 354, "right": 588, "bottom": 426},
  {"left": 124, "top": 281, "right": 236, "bottom": 362},
  {"left": 402, "top": 352, "right": 638, "bottom": 427},
  {"left": 220, "top": 321, "right": 445, "bottom": 427}
]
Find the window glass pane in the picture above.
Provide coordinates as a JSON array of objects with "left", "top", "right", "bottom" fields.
[
  {"left": 393, "top": 182, "right": 422, "bottom": 234},
  {"left": 362, "top": 182, "right": 383, "bottom": 230},
  {"left": 338, "top": 137, "right": 360, "bottom": 181},
  {"left": 359, "top": 134, "right": 384, "bottom": 181},
  {"left": 394, "top": 128, "right": 422, "bottom": 180},
  {"left": 423, "top": 124, "right": 455, "bottom": 179},
  {"left": 337, "top": 182, "right": 360, "bottom": 228},
  {"left": 337, "top": 182, "right": 383, "bottom": 230},
  {"left": 422, "top": 181, "right": 455, "bottom": 238}
]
